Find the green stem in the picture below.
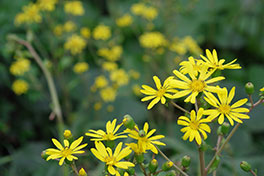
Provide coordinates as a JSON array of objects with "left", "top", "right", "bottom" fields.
[
  {"left": 156, "top": 147, "right": 189, "bottom": 176},
  {"left": 198, "top": 146, "right": 206, "bottom": 176},
  {"left": 170, "top": 101, "right": 190, "bottom": 114},
  {"left": 139, "top": 163, "right": 148, "bottom": 176},
  {"left": 250, "top": 169, "right": 257, "bottom": 176},
  {"left": 70, "top": 162, "right": 79, "bottom": 175}
]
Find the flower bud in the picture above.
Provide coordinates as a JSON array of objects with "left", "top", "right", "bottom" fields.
[
  {"left": 240, "top": 161, "right": 251, "bottom": 172},
  {"left": 126, "top": 167, "right": 135, "bottom": 175},
  {"left": 138, "top": 130, "right": 146, "bottom": 137},
  {"left": 165, "top": 170, "right": 177, "bottom": 176},
  {"left": 181, "top": 155, "right": 191, "bottom": 167},
  {"left": 64, "top": 130, "right": 72, "bottom": 139},
  {"left": 221, "top": 122, "right": 230, "bottom": 135},
  {"left": 245, "top": 82, "right": 254, "bottom": 95},
  {"left": 41, "top": 150, "right": 49, "bottom": 160},
  {"left": 148, "top": 159, "right": 158, "bottom": 173},
  {"left": 78, "top": 168, "right": 87, "bottom": 176},
  {"left": 162, "top": 161, "right": 173, "bottom": 171},
  {"left": 199, "top": 141, "right": 209, "bottom": 152},
  {"left": 208, "top": 156, "right": 220, "bottom": 174},
  {"left": 123, "top": 114, "right": 136, "bottom": 129},
  {"left": 135, "top": 153, "right": 144, "bottom": 163}
]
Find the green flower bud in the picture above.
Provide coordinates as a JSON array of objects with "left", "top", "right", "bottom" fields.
[
  {"left": 221, "top": 122, "right": 230, "bottom": 135},
  {"left": 217, "top": 126, "right": 223, "bottom": 136},
  {"left": 149, "top": 159, "right": 158, "bottom": 173},
  {"left": 78, "top": 168, "right": 87, "bottom": 176},
  {"left": 126, "top": 167, "right": 135, "bottom": 175},
  {"left": 162, "top": 161, "right": 173, "bottom": 171},
  {"left": 165, "top": 170, "right": 177, "bottom": 176},
  {"left": 123, "top": 114, "right": 135, "bottom": 129},
  {"left": 245, "top": 82, "right": 255, "bottom": 95},
  {"left": 41, "top": 150, "right": 49, "bottom": 160},
  {"left": 208, "top": 156, "right": 220, "bottom": 174},
  {"left": 138, "top": 130, "right": 146, "bottom": 137},
  {"left": 135, "top": 153, "right": 144, "bottom": 163},
  {"left": 181, "top": 155, "right": 191, "bottom": 167},
  {"left": 199, "top": 141, "right": 209, "bottom": 152},
  {"left": 240, "top": 161, "right": 251, "bottom": 172}
]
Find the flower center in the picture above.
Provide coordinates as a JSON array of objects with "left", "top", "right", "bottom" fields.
[
  {"left": 190, "top": 80, "right": 206, "bottom": 92},
  {"left": 104, "top": 133, "right": 115, "bottom": 140},
  {"left": 156, "top": 87, "right": 166, "bottom": 97},
  {"left": 218, "top": 104, "right": 231, "bottom": 114},
  {"left": 105, "top": 156, "right": 116, "bottom": 165},
  {"left": 61, "top": 147, "right": 72, "bottom": 157},
  {"left": 189, "top": 121, "right": 199, "bottom": 130}
]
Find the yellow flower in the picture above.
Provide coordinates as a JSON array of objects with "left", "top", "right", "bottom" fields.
[
  {"left": 93, "top": 25, "right": 111, "bottom": 40},
  {"left": 102, "top": 62, "right": 118, "bottom": 71},
  {"left": 73, "top": 62, "right": 89, "bottom": 74},
  {"left": 129, "top": 70, "right": 140, "bottom": 80},
  {"left": 127, "top": 122, "right": 166, "bottom": 154},
  {"left": 64, "top": 1, "right": 84, "bottom": 16},
  {"left": 78, "top": 168, "right": 87, "bottom": 176},
  {"left": 91, "top": 141, "right": 134, "bottom": 176},
  {"left": 80, "top": 27, "right": 91, "bottom": 39},
  {"left": 203, "top": 87, "right": 250, "bottom": 126},
  {"left": 10, "top": 58, "right": 31, "bottom": 76},
  {"left": 64, "top": 130, "right": 72, "bottom": 139},
  {"left": 53, "top": 25, "right": 63, "bottom": 36},
  {"left": 131, "top": 3, "right": 145, "bottom": 15},
  {"left": 182, "top": 36, "right": 202, "bottom": 55},
  {"left": 110, "top": 69, "right": 129, "bottom": 86},
  {"left": 200, "top": 49, "right": 241, "bottom": 70},
  {"left": 12, "top": 80, "right": 29, "bottom": 95},
  {"left": 132, "top": 84, "right": 141, "bottom": 96},
  {"left": 177, "top": 108, "right": 211, "bottom": 145},
  {"left": 97, "top": 46, "right": 123, "bottom": 61},
  {"left": 171, "top": 67, "right": 225, "bottom": 104},
  {"left": 170, "top": 42, "right": 187, "bottom": 55},
  {"left": 86, "top": 119, "right": 127, "bottom": 141},
  {"left": 139, "top": 32, "right": 167, "bottom": 49},
  {"left": 141, "top": 76, "right": 177, "bottom": 110},
  {"left": 116, "top": 14, "right": 133, "bottom": 27},
  {"left": 94, "top": 75, "right": 108, "bottom": 88},
  {"left": 260, "top": 87, "right": 264, "bottom": 92},
  {"left": 141, "top": 6, "right": 158, "bottom": 21},
  {"left": 64, "top": 34, "right": 86, "bottom": 55},
  {"left": 37, "top": 0, "right": 58, "bottom": 11},
  {"left": 126, "top": 142, "right": 146, "bottom": 154},
  {"left": 63, "top": 21, "right": 76, "bottom": 32},
  {"left": 46, "top": 136, "right": 87, "bottom": 166},
  {"left": 15, "top": 3, "right": 42, "bottom": 25},
  {"left": 94, "top": 102, "right": 102, "bottom": 111},
  {"left": 179, "top": 56, "right": 204, "bottom": 76}
]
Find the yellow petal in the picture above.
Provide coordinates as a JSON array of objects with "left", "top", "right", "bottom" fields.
[
  {"left": 70, "top": 136, "right": 83, "bottom": 149},
  {"left": 141, "top": 95, "right": 155, "bottom": 102},
  {"left": 147, "top": 97, "right": 160, "bottom": 109},
  {"left": 52, "top": 138, "right": 64, "bottom": 150},
  {"left": 108, "top": 165, "right": 116, "bottom": 175},
  {"left": 143, "top": 122, "right": 149, "bottom": 134},
  {"left": 231, "top": 98, "right": 248, "bottom": 108},
  {"left": 227, "top": 87, "right": 235, "bottom": 104},
  {"left": 153, "top": 76, "right": 161, "bottom": 89},
  {"left": 114, "top": 142, "right": 123, "bottom": 157},
  {"left": 59, "top": 157, "right": 65, "bottom": 166},
  {"left": 91, "top": 148, "right": 105, "bottom": 162},
  {"left": 115, "top": 161, "right": 135, "bottom": 169},
  {"left": 173, "top": 70, "right": 191, "bottom": 83}
]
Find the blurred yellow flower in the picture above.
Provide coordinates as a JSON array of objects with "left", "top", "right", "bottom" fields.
[
  {"left": 110, "top": 69, "right": 129, "bottom": 86},
  {"left": 73, "top": 62, "right": 89, "bottom": 74},
  {"left": 80, "top": 27, "right": 91, "bottom": 39},
  {"left": 63, "top": 21, "right": 76, "bottom": 32},
  {"left": 178, "top": 108, "right": 211, "bottom": 145},
  {"left": 260, "top": 87, "right": 264, "bottom": 92},
  {"left": 132, "top": 84, "right": 141, "bottom": 96},
  {"left": 64, "top": 1, "right": 84, "bottom": 16},
  {"left": 64, "top": 34, "right": 86, "bottom": 55},
  {"left": 78, "top": 168, "right": 87, "bottom": 176},
  {"left": 116, "top": 14, "right": 133, "bottom": 27},
  {"left": 100, "top": 87, "right": 117, "bottom": 102},
  {"left": 37, "top": 0, "right": 58, "bottom": 11},
  {"left": 12, "top": 80, "right": 29, "bottom": 95},
  {"left": 102, "top": 62, "right": 118, "bottom": 71},
  {"left": 97, "top": 46, "right": 122, "bottom": 61},
  {"left": 15, "top": 3, "right": 42, "bottom": 25},
  {"left": 131, "top": 3, "right": 145, "bottom": 15},
  {"left": 141, "top": 6, "right": 158, "bottom": 21},
  {"left": 170, "top": 42, "right": 187, "bottom": 55},
  {"left": 182, "top": 36, "right": 202, "bottom": 55},
  {"left": 10, "top": 58, "right": 30, "bottom": 76},
  {"left": 94, "top": 102, "right": 102, "bottom": 111},
  {"left": 93, "top": 25, "right": 111, "bottom": 40},
  {"left": 139, "top": 32, "right": 167, "bottom": 48},
  {"left": 94, "top": 75, "right": 108, "bottom": 88},
  {"left": 129, "top": 70, "right": 140, "bottom": 80},
  {"left": 53, "top": 25, "right": 63, "bottom": 36},
  {"left": 46, "top": 137, "right": 87, "bottom": 166}
]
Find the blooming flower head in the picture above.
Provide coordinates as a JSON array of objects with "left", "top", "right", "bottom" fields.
[
  {"left": 200, "top": 49, "right": 241, "bottom": 71},
  {"left": 46, "top": 136, "right": 87, "bottom": 166},
  {"left": 116, "top": 14, "right": 133, "bottom": 27},
  {"left": 126, "top": 142, "right": 146, "bottom": 154},
  {"left": 127, "top": 122, "right": 166, "bottom": 154},
  {"left": 63, "top": 21, "right": 76, "bottom": 32},
  {"left": 102, "top": 62, "right": 118, "bottom": 71},
  {"left": 203, "top": 87, "right": 250, "bottom": 126},
  {"left": 177, "top": 108, "right": 211, "bottom": 145},
  {"left": 80, "top": 27, "right": 91, "bottom": 39},
  {"left": 260, "top": 87, "right": 264, "bottom": 92},
  {"left": 171, "top": 67, "right": 225, "bottom": 104},
  {"left": 73, "top": 62, "right": 89, "bottom": 74},
  {"left": 97, "top": 46, "right": 123, "bottom": 61},
  {"left": 91, "top": 141, "right": 134, "bottom": 176},
  {"left": 139, "top": 32, "right": 167, "bottom": 48},
  {"left": 94, "top": 75, "right": 108, "bottom": 88},
  {"left": 131, "top": 3, "right": 145, "bottom": 15},
  {"left": 37, "top": 0, "right": 58, "bottom": 11},
  {"left": 64, "top": 34, "right": 86, "bottom": 55},
  {"left": 85, "top": 119, "right": 127, "bottom": 141},
  {"left": 64, "top": 1, "right": 84, "bottom": 16},
  {"left": 141, "top": 76, "right": 177, "bottom": 109},
  {"left": 93, "top": 25, "right": 111, "bottom": 40},
  {"left": 10, "top": 58, "right": 31, "bottom": 76},
  {"left": 141, "top": 6, "right": 158, "bottom": 21},
  {"left": 110, "top": 69, "right": 129, "bottom": 87},
  {"left": 100, "top": 87, "right": 117, "bottom": 102},
  {"left": 15, "top": 3, "right": 42, "bottom": 25},
  {"left": 53, "top": 25, "right": 63, "bottom": 36},
  {"left": 179, "top": 56, "right": 204, "bottom": 76},
  {"left": 12, "top": 80, "right": 29, "bottom": 95}
]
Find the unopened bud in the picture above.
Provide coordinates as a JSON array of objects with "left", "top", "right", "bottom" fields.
[
  {"left": 135, "top": 153, "right": 144, "bottom": 163},
  {"left": 240, "top": 161, "right": 251, "bottom": 172},
  {"left": 162, "top": 161, "right": 173, "bottom": 171},
  {"left": 181, "top": 155, "right": 191, "bottom": 167},
  {"left": 41, "top": 150, "right": 49, "bottom": 160},
  {"left": 199, "top": 141, "right": 209, "bottom": 152},
  {"left": 245, "top": 82, "right": 254, "bottom": 95},
  {"left": 78, "top": 168, "right": 87, "bottom": 176},
  {"left": 126, "top": 167, "right": 135, "bottom": 175},
  {"left": 64, "top": 130, "right": 72, "bottom": 139},
  {"left": 148, "top": 159, "right": 158, "bottom": 173},
  {"left": 208, "top": 156, "right": 220, "bottom": 174},
  {"left": 138, "top": 130, "right": 146, "bottom": 137},
  {"left": 165, "top": 170, "right": 177, "bottom": 176},
  {"left": 221, "top": 122, "right": 230, "bottom": 135},
  {"left": 123, "top": 115, "right": 135, "bottom": 129}
]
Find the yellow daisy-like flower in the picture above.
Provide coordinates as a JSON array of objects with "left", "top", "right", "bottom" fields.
[
  {"left": 203, "top": 87, "right": 250, "bottom": 126},
  {"left": 139, "top": 32, "right": 167, "bottom": 49},
  {"left": 73, "top": 62, "right": 89, "bottom": 74},
  {"left": 200, "top": 49, "right": 241, "bottom": 71},
  {"left": 37, "top": 0, "right": 58, "bottom": 11},
  {"left": 93, "top": 24, "right": 111, "bottom": 40},
  {"left": 46, "top": 136, "right": 87, "bottom": 166},
  {"left": 126, "top": 142, "right": 146, "bottom": 154},
  {"left": 110, "top": 69, "right": 129, "bottom": 86},
  {"left": 100, "top": 87, "right": 117, "bottom": 102},
  {"left": 116, "top": 14, "right": 133, "bottom": 27},
  {"left": 179, "top": 56, "right": 204, "bottom": 76},
  {"left": 171, "top": 67, "right": 225, "bottom": 104},
  {"left": 91, "top": 141, "right": 135, "bottom": 176},
  {"left": 85, "top": 119, "right": 127, "bottom": 141},
  {"left": 12, "top": 80, "right": 29, "bottom": 95},
  {"left": 141, "top": 76, "right": 177, "bottom": 109},
  {"left": 64, "top": 1, "right": 84, "bottom": 16},
  {"left": 64, "top": 34, "right": 86, "bottom": 55},
  {"left": 127, "top": 122, "right": 166, "bottom": 154},
  {"left": 177, "top": 108, "right": 211, "bottom": 145},
  {"left": 80, "top": 27, "right": 91, "bottom": 39},
  {"left": 10, "top": 58, "right": 31, "bottom": 76}
]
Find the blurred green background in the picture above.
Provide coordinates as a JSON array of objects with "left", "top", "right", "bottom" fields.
[{"left": 0, "top": 0, "right": 264, "bottom": 175}]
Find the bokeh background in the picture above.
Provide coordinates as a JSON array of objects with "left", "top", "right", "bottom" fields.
[{"left": 0, "top": 0, "right": 264, "bottom": 175}]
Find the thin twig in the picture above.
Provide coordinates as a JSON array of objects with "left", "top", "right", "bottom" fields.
[
  {"left": 139, "top": 163, "right": 148, "bottom": 176},
  {"left": 156, "top": 147, "right": 189, "bottom": 176},
  {"left": 70, "top": 163, "right": 79, "bottom": 175},
  {"left": 195, "top": 99, "right": 199, "bottom": 112},
  {"left": 198, "top": 146, "right": 206, "bottom": 176},
  {"left": 212, "top": 135, "right": 223, "bottom": 176},
  {"left": 250, "top": 169, "right": 257, "bottom": 176},
  {"left": 170, "top": 101, "right": 190, "bottom": 114}
]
